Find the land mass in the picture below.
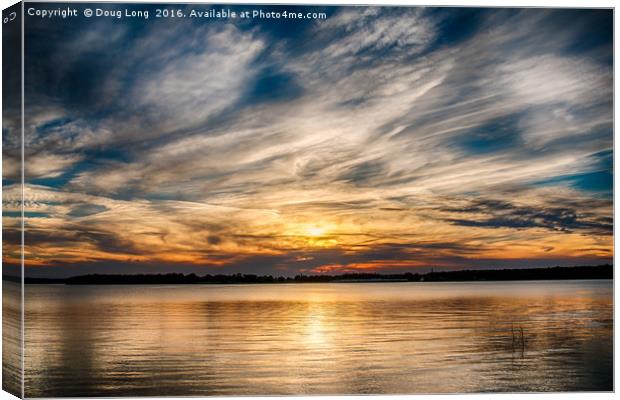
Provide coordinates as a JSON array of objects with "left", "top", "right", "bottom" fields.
[{"left": 11, "top": 264, "right": 613, "bottom": 285}]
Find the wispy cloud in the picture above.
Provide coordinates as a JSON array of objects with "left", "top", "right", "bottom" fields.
[{"left": 11, "top": 6, "right": 612, "bottom": 277}]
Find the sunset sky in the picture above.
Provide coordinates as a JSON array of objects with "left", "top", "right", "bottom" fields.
[{"left": 3, "top": 5, "right": 613, "bottom": 278}]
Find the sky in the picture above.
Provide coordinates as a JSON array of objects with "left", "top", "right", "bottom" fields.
[{"left": 2, "top": 5, "right": 613, "bottom": 278}]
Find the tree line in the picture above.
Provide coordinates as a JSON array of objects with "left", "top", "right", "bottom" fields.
[{"left": 14, "top": 264, "right": 613, "bottom": 285}]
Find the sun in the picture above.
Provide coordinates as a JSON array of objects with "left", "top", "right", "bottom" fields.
[{"left": 306, "top": 226, "right": 327, "bottom": 237}]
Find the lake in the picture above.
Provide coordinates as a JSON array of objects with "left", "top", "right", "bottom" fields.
[{"left": 15, "top": 280, "right": 614, "bottom": 396}]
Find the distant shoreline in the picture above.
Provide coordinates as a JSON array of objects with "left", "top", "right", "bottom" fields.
[{"left": 6, "top": 264, "right": 613, "bottom": 285}]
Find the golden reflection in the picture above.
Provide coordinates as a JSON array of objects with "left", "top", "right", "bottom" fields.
[{"left": 304, "top": 305, "right": 327, "bottom": 346}]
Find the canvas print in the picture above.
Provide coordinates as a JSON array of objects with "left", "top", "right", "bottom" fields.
[{"left": 2, "top": 2, "right": 614, "bottom": 397}]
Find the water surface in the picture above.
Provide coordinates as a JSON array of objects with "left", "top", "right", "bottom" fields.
[{"left": 22, "top": 280, "right": 613, "bottom": 396}]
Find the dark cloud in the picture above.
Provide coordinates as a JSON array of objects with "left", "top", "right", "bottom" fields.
[
  {"left": 444, "top": 198, "right": 612, "bottom": 234},
  {"left": 67, "top": 204, "right": 108, "bottom": 217},
  {"left": 338, "top": 160, "right": 388, "bottom": 186},
  {"left": 207, "top": 236, "right": 222, "bottom": 245}
]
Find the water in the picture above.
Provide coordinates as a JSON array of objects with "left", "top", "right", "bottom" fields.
[
  {"left": 3, "top": 280, "right": 22, "bottom": 397},
  {"left": 18, "top": 280, "right": 613, "bottom": 396}
]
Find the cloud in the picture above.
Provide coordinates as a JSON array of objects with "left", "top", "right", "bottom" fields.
[
  {"left": 16, "top": 7, "right": 613, "bottom": 277},
  {"left": 26, "top": 153, "right": 84, "bottom": 179},
  {"left": 445, "top": 202, "right": 612, "bottom": 235},
  {"left": 67, "top": 204, "right": 108, "bottom": 218},
  {"left": 129, "top": 24, "right": 265, "bottom": 133}
]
